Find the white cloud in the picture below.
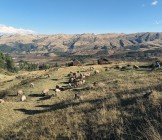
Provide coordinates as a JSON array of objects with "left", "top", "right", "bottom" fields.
[
  {"left": 153, "top": 20, "right": 161, "bottom": 25},
  {"left": 0, "top": 24, "right": 36, "bottom": 34},
  {"left": 151, "top": 0, "right": 158, "bottom": 6}
]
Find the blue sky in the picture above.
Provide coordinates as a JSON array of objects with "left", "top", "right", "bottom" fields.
[{"left": 0, "top": 0, "right": 161, "bottom": 34}]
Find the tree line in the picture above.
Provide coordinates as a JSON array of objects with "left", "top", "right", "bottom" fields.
[
  {"left": 19, "top": 60, "right": 51, "bottom": 71},
  {"left": 0, "top": 51, "right": 53, "bottom": 72}
]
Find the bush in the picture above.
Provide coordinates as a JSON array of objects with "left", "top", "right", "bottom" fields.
[{"left": 39, "top": 64, "right": 50, "bottom": 70}]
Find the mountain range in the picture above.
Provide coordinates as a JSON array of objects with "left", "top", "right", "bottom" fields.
[{"left": 0, "top": 32, "right": 162, "bottom": 55}]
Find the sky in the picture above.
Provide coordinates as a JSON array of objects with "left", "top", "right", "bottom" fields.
[{"left": 0, "top": 0, "right": 161, "bottom": 34}]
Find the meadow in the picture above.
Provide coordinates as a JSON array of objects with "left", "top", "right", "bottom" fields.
[{"left": 0, "top": 61, "right": 162, "bottom": 140}]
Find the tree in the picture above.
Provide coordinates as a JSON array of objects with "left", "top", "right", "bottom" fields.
[
  {"left": 54, "top": 62, "right": 59, "bottom": 67},
  {"left": 5, "top": 54, "right": 17, "bottom": 72},
  {"left": 0, "top": 51, "right": 5, "bottom": 68}
]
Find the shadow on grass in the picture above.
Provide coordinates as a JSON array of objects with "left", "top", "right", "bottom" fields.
[
  {"left": 5, "top": 79, "right": 162, "bottom": 140},
  {"left": 60, "top": 81, "right": 69, "bottom": 84},
  {"left": 28, "top": 93, "right": 44, "bottom": 97},
  {"left": 0, "top": 90, "right": 11, "bottom": 98},
  {"left": 37, "top": 95, "right": 53, "bottom": 101},
  {"left": 72, "top": 87, "right": 91, "bottom": 92},
  {"left": 7, "top": 94, "right": 17, "bottom": 97},
  {"left": 61, "top": 85, "right": 69, "bottom": 88},
  {"left": 14, "top": 97, "right": 106, "bottom": 115},
  {"left": 14, "top": 83, "right": 162, "bottom": 117},
  {"left": 28, "top": 93, "right": 55, "bottom": 101},
  {"left": 51, "top": 78, "right": 60, "bottom": 81},
  {"left": 120, "top": 96, "right": 138, "bottom": 107},
  {"left": 55, "top": 135, "right": 70, "bottom": 140}
]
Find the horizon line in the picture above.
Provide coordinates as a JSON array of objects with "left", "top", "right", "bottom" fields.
[{"left": 0, "top": 31, "right": 162, "bottom": 36}]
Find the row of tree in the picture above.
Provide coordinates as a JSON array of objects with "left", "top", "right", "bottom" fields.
[{"left": 19, "top": 60, "right": 51, "bottom": 71}]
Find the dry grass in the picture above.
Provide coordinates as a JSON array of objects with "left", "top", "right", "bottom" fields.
[{"left": 1, "top": 62, "right": 162, "bottom": 139}]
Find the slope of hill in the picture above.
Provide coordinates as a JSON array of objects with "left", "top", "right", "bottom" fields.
[
  {"left": 1, "top": 62, "right": 162, "bottom": 139},
  {"left": 0, "top": 32, "right": 162, "bottom": 55}
]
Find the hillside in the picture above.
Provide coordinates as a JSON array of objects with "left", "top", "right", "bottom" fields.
[
  {"left": 0, "top": 32, "right": 162, "bottom": 55},
  {"left": 1, "top": 62, "right": 162, "bottom": 139}
]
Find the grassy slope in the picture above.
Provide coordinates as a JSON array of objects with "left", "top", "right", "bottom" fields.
[{"left": 0, "top": 62, "right": 162, "bottom": 139}]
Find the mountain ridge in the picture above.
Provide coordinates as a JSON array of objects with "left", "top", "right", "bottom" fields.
[{"left": 0, "top": 32, "right": 162, "bottom": 55}]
